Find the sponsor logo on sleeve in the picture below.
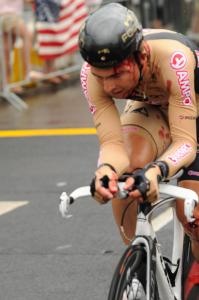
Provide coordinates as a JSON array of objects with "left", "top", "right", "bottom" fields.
[
  {"left": 167, "top": 143, "right": 192, "bottom": 165},
  {"left": 170, "top": 51, "right": 187, "bottom": 70},
  {"left": 170, "top": 51, "right": 192, "bottom": 106},
  {"left": 80, "top": 63, "right": 96, "bottom": 115},
  {"left": 188, "top": 170, "right": 199, "bottom": 177},
  {"left": 178, "top": 115, "right": 196, "bottom": 120}
]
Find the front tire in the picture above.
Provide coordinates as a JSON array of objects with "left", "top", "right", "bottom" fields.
[
  {"left": 108, "top": 244, "right": 147, "bottom": 300},
  {"left": 182, "top": 234, "right": 199, "bottom": 300}
]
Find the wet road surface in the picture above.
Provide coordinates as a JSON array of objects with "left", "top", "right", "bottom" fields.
[{"left": 0, "top": 78, "right": 93, "bottom": 130}]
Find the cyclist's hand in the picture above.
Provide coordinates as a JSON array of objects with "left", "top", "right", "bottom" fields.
[
  {"left": 90, "top": 165, "right": 118, "bottom": 204},
  {"left": 144, "top": 165, "right": 161, "bottom": 202},
  {"left": 124, "top": 165, "right": 161, "bottom": 203},
  {"left": 182, "top": 202, "right": 199, "bottom": 242},
  {"left": 188, "top": 203, "right": 199, "bottom": 241}
]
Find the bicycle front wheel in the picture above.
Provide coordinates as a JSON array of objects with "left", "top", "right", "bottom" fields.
[{"left": 108, "top": 244, "right": 147, "bottom": 300}]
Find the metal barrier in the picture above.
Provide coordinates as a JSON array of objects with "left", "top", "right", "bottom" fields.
[
  {"left": 0, "top": 15, "right": 30, "bottom": 110},
  {"left": 0, "top": 10, "right": 82, "bottom": 111}
]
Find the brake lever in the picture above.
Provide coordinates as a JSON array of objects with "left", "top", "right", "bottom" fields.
[
  {"left": 117, "top": 182, "right": 129, "bottom": 198},
  {"left": 59, "top": 192, "right": 73, "bottom": 217},
  {"left": 100, "top": 176, "right": 129, "bottom": 198},
  {"left": 118, "top": 172, "right": 149, "bottom": 200},
  {"left": 184, "top": 197, "right": 197, "bottom": 223}
]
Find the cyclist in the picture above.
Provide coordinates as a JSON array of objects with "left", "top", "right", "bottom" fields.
[{"left": 78, "top": 2, "right": 199, "bottom": 291}]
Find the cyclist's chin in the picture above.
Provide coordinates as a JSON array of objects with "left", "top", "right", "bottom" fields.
[{"left": 111, "top": 90, "right": 129, "bottom": 99}]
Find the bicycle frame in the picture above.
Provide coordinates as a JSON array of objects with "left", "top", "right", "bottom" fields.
[
  {"left": 130, "top": 184, "right": 198, "bottom": 300},
  {"left": 133, "top": 198, "right": 182, "bottom": 299}
]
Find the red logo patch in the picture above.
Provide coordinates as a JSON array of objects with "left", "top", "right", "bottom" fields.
[
  {"left": 170, "top": 51, "right": 186, "bottom": 70},
  {"left": 170, "top": 51, "right": 192, "bottom": 106}
]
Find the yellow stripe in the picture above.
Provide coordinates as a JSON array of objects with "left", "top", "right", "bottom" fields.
[
  {"left": 0, "top": 201, "right": 29, "bottom": 216},
  {"left": 0, "top": 128, "right": 97, "bottom": 138}
]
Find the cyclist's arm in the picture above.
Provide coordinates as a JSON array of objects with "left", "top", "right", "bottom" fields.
[
  {"left": 80, "top": 63, "right": 130, "bottom": 176},
  {"left": 157, "top": 47, "right": 197, "bottom": 177}
]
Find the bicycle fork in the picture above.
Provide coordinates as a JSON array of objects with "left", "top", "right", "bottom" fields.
[{"left": 133, "top": 213, "right": 177, "bottom": 300}]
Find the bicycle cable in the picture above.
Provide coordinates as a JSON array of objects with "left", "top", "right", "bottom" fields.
[{"left": 120, "top": 199, "right": 138, "bottom": 242}]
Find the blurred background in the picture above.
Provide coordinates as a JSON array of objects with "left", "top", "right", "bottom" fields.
[{"left": 1, "top": 0, "right": 199, "bottom": 112}]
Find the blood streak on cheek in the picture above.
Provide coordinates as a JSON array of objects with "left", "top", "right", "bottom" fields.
[{"left": 166, "top": 80, "right": 172, "bottom": 93}]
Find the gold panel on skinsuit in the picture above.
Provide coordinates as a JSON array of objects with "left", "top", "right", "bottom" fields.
[{"left": 120, "top": 101, "right": 171, "bottom": 159}]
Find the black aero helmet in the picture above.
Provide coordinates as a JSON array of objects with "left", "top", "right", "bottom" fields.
[{"left": 78, "top": 3, "right": 143, "bottom": 68}]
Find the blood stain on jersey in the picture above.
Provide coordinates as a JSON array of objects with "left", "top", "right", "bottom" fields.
[
  {"left": 158, "top": 126, "right": 166, "bottom": 139},
  {"left": 166, "top": 80, "right": 172, "bottom": 93},
  {"left": 156, "top": 113, "right": 162, "bottom": 119},
  {"left": 158, "top": 126, "right": 170, "bottom": 151}
]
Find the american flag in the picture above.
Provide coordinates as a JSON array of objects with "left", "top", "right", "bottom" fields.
[{"left": 35, "top": 0, "right": 88, "bottom": 60}]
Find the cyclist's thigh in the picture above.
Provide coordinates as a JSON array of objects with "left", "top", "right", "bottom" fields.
[
  {"left": 113, "top": 101, "right": 171, "bottom": 245},
  {"left": 120, "top": 100, "right": 171, "bottom": 170}
]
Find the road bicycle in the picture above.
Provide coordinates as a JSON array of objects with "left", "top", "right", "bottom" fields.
[{"left": 59, "top": 172, "right": 199, "bottom": 300}]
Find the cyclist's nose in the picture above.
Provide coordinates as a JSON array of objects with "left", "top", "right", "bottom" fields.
[{"left": 103, "top": 79, "right": 115, "bottom": 94}]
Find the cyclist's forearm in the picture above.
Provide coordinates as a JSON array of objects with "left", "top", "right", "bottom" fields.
[
  {"left": 99, "top": 144, "right": 130, "bottom": 176},
  {"left": 157, "top": 139, "right": 197, "bottom": 177}
]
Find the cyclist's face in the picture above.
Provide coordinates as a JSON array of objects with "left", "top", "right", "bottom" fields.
[{"left": 91, "top": 59, "right": 140, "bottom": 99}]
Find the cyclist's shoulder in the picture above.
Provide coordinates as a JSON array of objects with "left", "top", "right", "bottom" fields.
[
  {"left": 144, "top": 29, "right": 196, "bottom": 71},
  {"left": 143, "top": 28, "right": 186, "bottom": 42},
  {"left": 143, "top": 28, "right": 176, "bottom": 37},
  {"left": 144, "top": 28, "right": 194, "bottom": 52}
]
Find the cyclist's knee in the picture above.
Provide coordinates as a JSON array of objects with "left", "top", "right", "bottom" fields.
[{"left": 121, "top": 129, "right": 157, "bottom": 170}]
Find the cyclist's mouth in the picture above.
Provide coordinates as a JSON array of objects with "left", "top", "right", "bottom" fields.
[{"left": 111, "top": 90, "right": 128, "bottom": 98}]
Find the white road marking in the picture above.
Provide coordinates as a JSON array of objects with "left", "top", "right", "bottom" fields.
[
  {"left": 56, "top": 182, "right": 67, "bottom": 187},
  {"left": 56, "top": 244, "right": 72, "bottom": 251},
  {"left": 152, "top": 207, "right": 173, "bottom": 231},
  {"left": 66, "top": 214, "right": 73, "bottom": 218},
  {"left": 0, "top": 201, "right": 29, "bottom": 215}
]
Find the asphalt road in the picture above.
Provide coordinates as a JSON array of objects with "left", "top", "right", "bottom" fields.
[
  {"left": 0, "top": 136, "right": 126, "bottom": 300},
  {"left": 0, "top": 81, "right": 173, "bottom": 300}
]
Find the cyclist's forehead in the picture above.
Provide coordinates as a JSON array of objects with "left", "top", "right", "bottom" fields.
[
  {"left": 91, "top": 58, "right": 134, "bottom": 78},
  {"left": 91, "top": 66, "right": 116, "bottom": 78}
]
